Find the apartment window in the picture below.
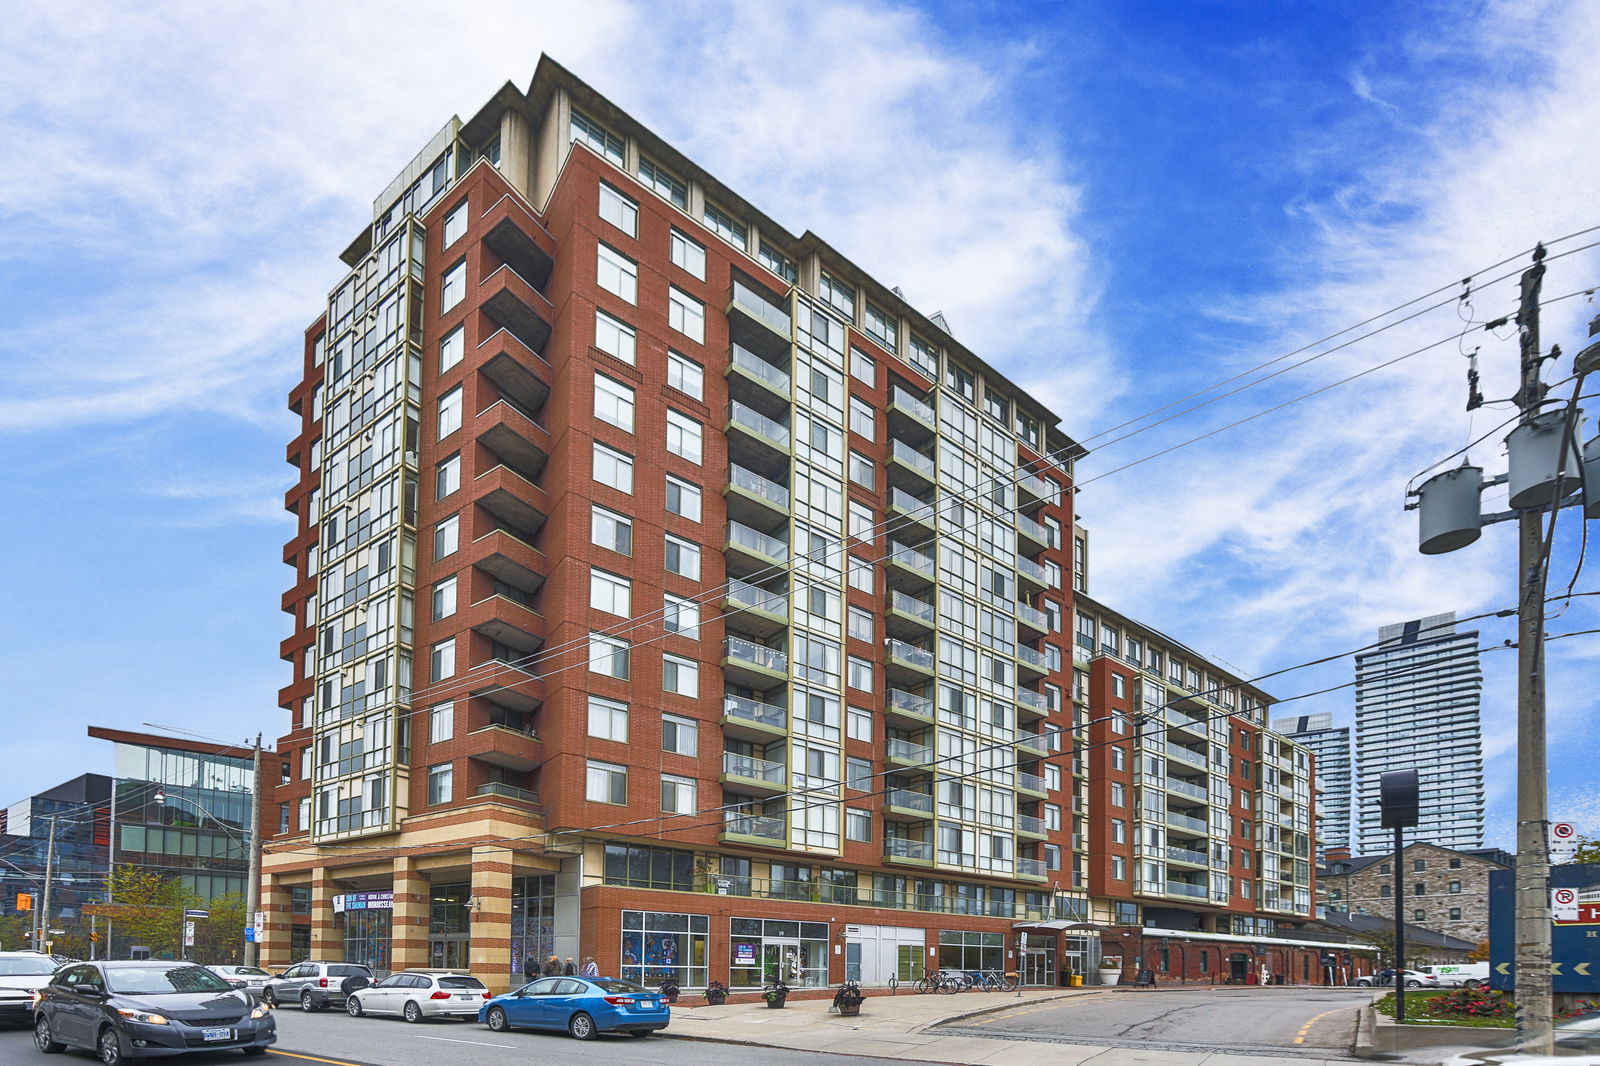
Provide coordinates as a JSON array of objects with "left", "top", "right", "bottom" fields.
[
  {"left": 1379, "top": 864, "right": 1391, "bottom": 875},
  {"left": 669, "top": 228, "right": 706, "bottom": 280},
  {"left": 428, "top": 702, "right": 453, "bottom": 744},
  {"left": 597, "top": 244, "right": 638, "bottom": 302},
  {"left": 1111, "top": 819, "right": 1127, "bottom": 844},
  {"left": 665, "top": 410, "right": 703, "bottom": 463},
  {"left": 945, "top": 362, "right": 975, "bottom": 400},
  {"left": 665, "top": 475, "right": 701, "bottom": 520},
  {"left": 589, "top": 633, "right": 630, "bottom": 679},
  {"left": 908, "top": 335, "right": 937, "bottom": 376},
  {"left": 702, "top": 202, "right": 746, "bottom": 248},
  {"left": 1111, "top": 747, "right": 1126, "bottom": 771},
  {"left": 848, "top": 502, "right": 874, "bottom": 543},
  {"left": 820, "top": 272, "right": 855, "bottom": 317},
  {"left": 427, "top": 764, "right": 453, "bottom": 805},
  {"left": 433, "top": 514, "right": 459, "bottom": 559},
  {"left": 847, "top": 606, "right": 874, "bottom": 642},
  {"left": 1414, "top": 859, "right": 1426, "bottom": 872},
  {"left": 662, "top": 655, "right": 699, "bottom": 698},
  {"left": 1449, "top": 858, "right": 1462, "bottom": 869},
  {"left": 1448, "top": 880, "right": 1461, "bottom": 894},
  {"left": 593, "top": 309, "right": 637, "bottom": 364},
  {"left": 984, "top": 389, "right": 1009, "bottom": 424},
  {"left": 847, "top": 655, "right": 873, "bottom": 691},
  {"left": 847, "top": 556, "right": 874, "bottom": 593},
  {"left": 850, "top": 347, "right": 876, "bottom": 386},
  {"left": 1111, "top": 856, "right": 1126, "bottom": 880},
  {"left": 1380, "top": 885, "right": 1392, "bottom": 898},
  {"left": 846, "top": 757, "right": 872, "bottom": 790},
  {"left": 431, "top": 576, "right": 457, "bottom": 620},
  {"left": 663, "top": 594, "right": 699, "bottom": 637},
  {"left": 570, "top": 110, "right": 623, "bottom": 164},
  {"left": 1449, "top": 908, "right": 1462, "bottom": 921},
  {"left": 668, "top": 287, "right": 705, "bottom": 342},
  {"left": 588, "top": 695, "right": 629, "bottom": 742},
  {"left": 594, "top": 372, "right": 635, "bottom": 432},
  {"left": 667, "top": 351, "right": 704, "bottom": 399},
  {"left": 586, "top": 760, "right": 628, "bottom": 804},
  {"left": 846, "top": 808, "right": 872, "bottom": 842},
  {"left": 864, "top": 302, "right": 896, "bottom": 352},
  {"left": 847, "top": 705, "right": 872, "bottom": 742},
  {"left": 1110, "top": 783, "right": 1126, "bottom": 807},
  {"left": 1111, "top": 675, "right": 1126, "bottom": 698},
  {"left": 848, "top": 396, "right": 875, "bottom": 439},
  {"left": 1414, "top": 910, "right": 1426, "bottom": 922},
  {"left": 1413, "top": 883, "right": 1426, "bottom": 897},
  {"left": 435, "top": 454, "right": 460, "bottom": 499},
  {"left": 1044, "top": 804, "right": 1061, "bottom": 831},
  {"left": 442, "top": 199, "right": 468, "bottom": 247},
  {"left": 848, "top": 451, "right": 875, "bottom": 489},
  {"left": 430, "top": 638, "right": 455, "bottom": 681},
  {"left": 437, "top": 386, "right": 462, "bottom": 438},
  {"left": 593, "top": 442, "right": 634, "bottom": 493},
  {"left": 661, "top": 534, "right": 702, "bottom": 580},
  {"left": 591, "top": 505, "right": 633, "bottom": 555},
  {"left": 441, "top": 260, "right": 466, "bottom": 312},
  {"left": 640, "top": 157, "right": 687, "bottom": 208},
  {"left": 439, "top": 324, "right": 464, "bottom": 373},
  {"left": 1044, "top": 844, "right": 1062, "bottom": 870},
  {"left": 598, "top": 183, "right": 638, "bottom": 236},
  {"left": 758, "top": 241, "right": 796, "bottom": 283},
  {"left": 661, "top": 774, "right": 697, "bottom": 815},
  {"left": 661, "top": 712, "right": 698, "bottom": 754},
  {"left": 590, "top": 568, "right": 632, "bottom": 616}
]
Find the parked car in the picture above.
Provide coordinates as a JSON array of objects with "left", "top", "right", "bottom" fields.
[
  {"left": 480, "top": 976, "right": 670, "bottom": 1040},
  {"left": 347, "top": 970, "right": 489, "bottom": 1022},
  {"left": 1356, "top": 968, "right": 1440, "bottom": 988},
  {"left": 260, "top": 962, "right": 373, "bottom": 1011},
  {"left": 1422, "top": 963, "right": 1491, "bottom": 988},
  {"left": 0, "top": 952, "right": 61, "bottom": 1028},
  {"left": 208, "top": 966, "right": 273, "bottom": 999},
  {"left": 32, "top": 960, "right": 274, "bottom": 1062}
]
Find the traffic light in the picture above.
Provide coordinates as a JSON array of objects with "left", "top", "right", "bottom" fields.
[
  {"left": 15, "top": 893, "right": 32, "bottom": 912},
  {"left": 89, "top": 933, "right": 99, "bottom": 943}
]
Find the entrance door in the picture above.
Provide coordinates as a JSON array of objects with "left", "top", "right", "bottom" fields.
[
  {"left": 431, "top": 937, "right": 469, "bottom": 970},
  {"left": 1023, "top": 946, "right": 1056, "bottom": 986},
  {"left": 762, "top": 941, "right": 801, "bottom": 985},
  {"left": 1229, "top": 953, "right": 1248, "bottom": 982}
]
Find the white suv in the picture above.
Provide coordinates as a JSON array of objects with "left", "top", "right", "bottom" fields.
[
  {"left": 262, "top": 961, "right": 374, "bottom": 1010},
  {"left": 346, "top": 971, "right": 489, "bottom": 1022}
]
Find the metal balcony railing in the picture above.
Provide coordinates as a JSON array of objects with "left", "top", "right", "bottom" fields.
[
  {"left": 890, "top": 439, "right": 935, "bottom": 476},
  {"left": 728, "top": 464, "right": 789, "bottom": 506},
  {"left": 889, "top": 386, "right": 935, "bottom": 425},
  {"left": 889, "top": 590, "right": 935, "bottom": 622},
  {"left": 723, "top": 635, "right": 788, "bottom": 673},
  {"left": 723, "top": 813, "right": 786, "bottom": 840},
  {"left": 886, "top": 738, "right": 932, "bottom": 764},
  {"left": 729, "top": 400, "right": 790, "bottom": 447},
  {"left": 885, "top": 837, "right": 933, "bottom": 861},
  {"left": 886, "top": 638, "right": 935, "bottom": 670},
  {"left": 885, "top": 789, "right": 934, "bottom": 813},
  {"left": 726, "top": 579, "right": 787, "bottom": 615},
  {"left": 722, "top": 751, "right": 786, "bottom": 784},
  {"left": 723, "top": 695, "right": 787, "bottom": 730},
  {"left": 727, "top": 521, "right": 788, "bottom": 561},
  {"left": 728, "top": 343, "right": 790, "bottom": 391}
]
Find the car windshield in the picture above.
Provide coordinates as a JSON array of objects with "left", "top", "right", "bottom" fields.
[
  {"left": 105, "top": 966, "right": 233, "bottom": 995},
  {"left": 438, "top": 977, "right": 484, "bottom": 989},
  {"left": 0, "top": 959, "right": 58, "bottom": 976},
  {"left": 589, "top": 978, "right": 647, "bottom": 994},
  {"left": 233, "top": 967, "right": 269, "bottom": 977}
]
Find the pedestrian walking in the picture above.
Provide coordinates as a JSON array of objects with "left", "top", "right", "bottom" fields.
[
  {"left": 521, "top": 955, "right": 537, "bottom": 983},
  {"left": 580, "top": 957, "right": 599, "bottom": 978},
  {"left": 563, "top": 957, "right": 577, "bottom": 976},
  {"left": 542, "top": 953, "right": 562, "bottom": 976}
]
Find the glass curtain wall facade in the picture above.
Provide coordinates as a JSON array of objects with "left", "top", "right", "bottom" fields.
[{"left": 1273, "top": 712, "right": 1352, "bottom": 860}]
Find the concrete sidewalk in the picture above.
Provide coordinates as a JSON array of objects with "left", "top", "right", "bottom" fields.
[{"left": 660, "top": 987, "right": 1379, "bottom": 1065}]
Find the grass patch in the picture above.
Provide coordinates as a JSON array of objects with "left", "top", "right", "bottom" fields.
[{"left": 1373, "top": 990, "right": 1515, "bottom": 1029}]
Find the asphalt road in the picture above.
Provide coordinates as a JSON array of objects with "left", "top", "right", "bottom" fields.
[
  {"left": 940, "top": 987, "right": 1369, "bottom": 1056},
  {"left": 0, "top": 1011, "right": 949, "bottom": 1066}
]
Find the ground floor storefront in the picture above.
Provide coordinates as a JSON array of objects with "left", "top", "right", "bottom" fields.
[{"left": 1087, "top": 925, "right": 1377, "bottom": 985}]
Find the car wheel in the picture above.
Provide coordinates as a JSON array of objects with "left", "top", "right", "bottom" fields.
[
  {"left": 403, "top": 1001, "right": 422, "bottom": 1024},
  {"left": 262, "top": 988, "right": 277, "bottom": 1008},
  {"left": 300, "top": 990, "right": 319, "bottom": 1012},
  {"left": 346, "top": 995, "right": 364, "bottom": 1017},
  {"left": 486, "top": 1007, "right": 509, "bottom": 1032},
  {"left": 567, "top": 1011, "right": 597, "bottom": 1040},
  {"left": 97, "top": 1026, "right": 124, "bottom": 1066},
  {"left": 1405, "top": 979, "right": 1421, "bottom": 989},
  {"left": 35, "top": 1015, "right": 64, "bottom": 1054}
]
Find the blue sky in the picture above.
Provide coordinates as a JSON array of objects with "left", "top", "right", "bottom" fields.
[{"left": 3, "top": 0, "right": 1597, "bottom": 850}]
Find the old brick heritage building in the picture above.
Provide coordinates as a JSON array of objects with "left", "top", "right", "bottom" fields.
[
  {"left": 262, "top": 55, "right": 1349, "bottom": 992},
  {"left": 1319, "top": 842, "right": 1512, "bottom": 947}
]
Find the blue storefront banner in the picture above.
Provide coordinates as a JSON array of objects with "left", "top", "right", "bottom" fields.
[{"left": 1489, "top": 863, "right": 1600, "bottom": 994}]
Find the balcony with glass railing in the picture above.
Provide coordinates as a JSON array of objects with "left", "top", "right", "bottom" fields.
[
  {"left": 727, "top": 401, "right": 791, "bottom": 466},
  {"left": 887, "top": 386, "right": 936, "bottom": 442},
  {"left": 1165, "top": 777, "right": 1209, "bottom": 802},
  {"left": 1017, "top": 771, "right": 1047, "bottom": 796},
  {"left": 721, "top": 635, "right": 788, "bottom": 686},
  {"left": 1016, "top": 470, "right": 1057, "bottom": 506},
  {"left": 884, "top": 836, "right": 934, "bottom": 865},
  {"left": 888, "top": 486, "right": 936, "bottom": 535},
  {"left": 725, "top": 464, "right": 789, "bottom": 524},
  {"left": 885, "top": 687, "right": 935, "bottom": 724},
  {"left": 1015, "top": 602, "right": 1050, "bottom": 635},
  {"left": 1016, "top": 858, "right": 1048, "bottom": 880},
  {"left": 888, "top": 439, "right": 936, "bottom": 488},
  {"left": 886, "top": 542, "right": 936, "bottom": 591},
  {"left": 1165, "top": 744, "right": 1210, "bottom": 770},
  {"left": 720, "top": 812, "right": 787, "bottom": 844},
  {"left": 1166, "top": 879, "right": 1208, "bottom": 899},
  {"left": 1016, "top": 555, "right": 1050, "bottom": 589},
  {"left": 1016, "top": 688, "right": 1050, "bottom": 715},
  {"left": 725, "top": 520, "right": 789, "bottom": 573},
  {"left": 1017, "top": 814, "right": 1048, "bottom": 838},
  {"left": 1017, "top": 512, "right": 1050, "bottom": 550},
  {"left": 886, "top": 590, "right": 936, "bottom": 639},
  {"left": 884, "top": 788, "right": 934, "bottom": 819},
  {"left": 721, "top": 751, "right": 788, "bottom": 794},
  {"left": 1016, "top": 644, "right": 1049, "bottom": 676},
  {"left": 1165, "top": 810, "right": 1209, "bottom": 834},
  {"left": 1167, "top": 845, "right": 1209, "bottom": 867},
  {"left": 722, "top": 694, "right": 788, "bottom": 739},
  {"left": 885, "top": 737, "right": 932, "bottom": 766},
  {"left": 727, "top": 279, "right": 793, "bottom": 349},
  {"left": 886, "top": 638, "right": 935, "bottom": 679},
  {"left": 726, "top": 342, "right": 791, "bottom": 397},
  {"left": 724, "top": 579, "right": 789, "bottom": 639}
]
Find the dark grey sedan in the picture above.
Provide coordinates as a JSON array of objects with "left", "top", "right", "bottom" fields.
[{"left": 33, "top": 961, "right": 275, "bottom": 1063}]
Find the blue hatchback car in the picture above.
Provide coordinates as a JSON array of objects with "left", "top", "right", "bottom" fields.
[{"left": 480, "top": 976, "right": 669, "bottom": 1039}]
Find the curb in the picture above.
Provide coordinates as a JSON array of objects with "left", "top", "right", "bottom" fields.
[
  {"left": 908, "top": 989, "right": 1097, "bottom": 1032},
  {"left": 1352, "top": 1004, "right": 1377, "bottom": 1059}
]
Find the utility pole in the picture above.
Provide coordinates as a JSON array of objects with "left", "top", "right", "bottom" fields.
[
  {"left": 244, "top": 734, "right": 263, "bottom": 967},
  {"left": 1513, "top": 245, "right": 1553, "bottom": 1055},
  {"left": 37, "top": 816, "right": 58, "bottom": 954}
]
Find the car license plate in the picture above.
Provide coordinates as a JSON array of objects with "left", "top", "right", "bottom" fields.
[
  {"left": 456, "top": 994, "right": 474, "bottom": 1000},
  {"left": 644, "top": 999, "right": 658, "bottom": 1009},
  {"left": 202, "top": 1028, "right": 232, "bottom": 1042}
]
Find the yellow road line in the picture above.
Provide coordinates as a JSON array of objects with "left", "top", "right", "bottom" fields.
[
  {"left": 268, "top": 1051, "right": 368, "bottom": 1066},
  {"left": 1293, "top": 1007, "right": 1344, "bottom": 1045}
]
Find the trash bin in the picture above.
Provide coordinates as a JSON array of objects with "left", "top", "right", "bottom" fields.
[{"left": 1068, "top": 974, "right": 1084, "bottom": 987}]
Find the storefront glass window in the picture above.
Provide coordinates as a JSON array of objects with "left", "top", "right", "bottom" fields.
[
  {"left": 621, "top": 910, "right": 709, "bottom": 990},
  {"left": 937, "top": 929, "right": 1003, "bottom": 972},
  {"left": 728, "top": 917, "right": 829, "bottom": 988},
  {"left": 342, "top": 908, "right": 391, "bottom": 973},
  {"left": 510, "top": 875, "right": 555, "bottom": 981}
]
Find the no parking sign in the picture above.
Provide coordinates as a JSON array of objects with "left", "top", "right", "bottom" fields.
[
  {"left": 1552, "top": 886, "right": 1579, "bottom": 922},
  {"left": 1552, "top": 822, "right": 1580, "bottom": 862}
]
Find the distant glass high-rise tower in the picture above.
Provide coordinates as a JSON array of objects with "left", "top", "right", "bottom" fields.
[
  {"left": 1353, "top": 612, "right": 1485, "bottom": 852},
  {"left": 1273, "top": 712, "right": 1351, "bottom": 860}
]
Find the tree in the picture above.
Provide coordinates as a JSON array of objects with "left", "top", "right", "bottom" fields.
[
  {"left": 93, "top": 866, "right": 193, "bottom": 959},
  {"left": 191, "top": 892, "right": 246, "bottom": 966},
  {"left": 1468, "top": 939, "right": 1490, "bottom": 962},
  {"left": 1569, "top": 835, "right": 1600, "bottom": 865}
]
